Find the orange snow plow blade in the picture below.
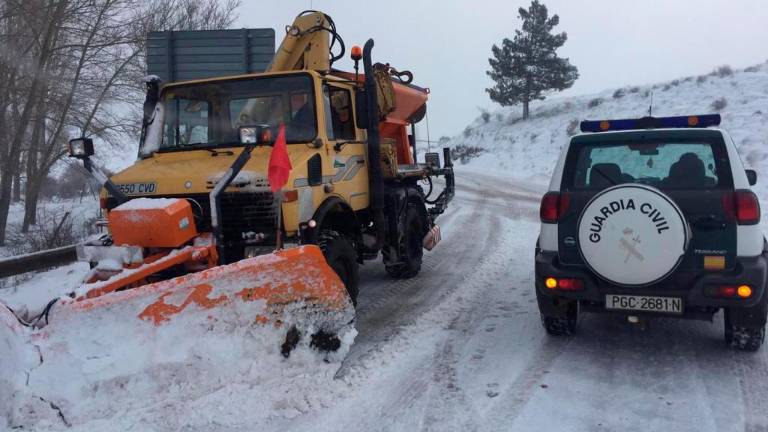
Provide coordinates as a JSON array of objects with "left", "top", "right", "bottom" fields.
[
  {"left": 0, "top": 245, "right": 355, "bottom": 428},
  {"left": 78, "top": 245, "right": 351, "bottom": 319}
]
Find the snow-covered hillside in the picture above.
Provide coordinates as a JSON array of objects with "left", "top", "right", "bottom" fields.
[{"left": 448, "top": 62, "right": 768, "bottom": 192}]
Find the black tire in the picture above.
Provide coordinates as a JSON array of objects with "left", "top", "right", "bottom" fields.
[
  {"left": 724, "top": 309, "right": 765, "bottom": 352},
  {"left": 539, "top": 299, "right": 579, "bottom": 336},
  {"left": 383, "top": 205, "right": 424, "bottom": 279},
  {"left": 318, "top": 230, "right": 359, "bottom": 306}
]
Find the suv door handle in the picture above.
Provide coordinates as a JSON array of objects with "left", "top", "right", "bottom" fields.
[{"left": 692, "top": 216, "right": 727, "bottom": 230}]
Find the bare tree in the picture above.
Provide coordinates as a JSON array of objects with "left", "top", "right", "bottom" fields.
[{"left": 0, "top": 0, "right": 240, "bottom": 244}]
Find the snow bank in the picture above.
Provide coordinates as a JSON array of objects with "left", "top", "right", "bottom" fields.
[
  {"left": 450, "top": 61, "right": 768, "bottom": 199},
  {"left": 0, "top": 262, "right": 90, "bottom": 313},
  {"left": 0, "top": 306, "right": 38, "bottom": 426},
  {"left": 2, "top": 247, "right": 356, "bottom": 430}
]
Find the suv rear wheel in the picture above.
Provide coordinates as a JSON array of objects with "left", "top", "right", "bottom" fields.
[
  {"left": 724, "top": 308, "right": 766, "bottom": 352},
  {"left": 536, "top": 289, "right": 579, "bottom": 336}
]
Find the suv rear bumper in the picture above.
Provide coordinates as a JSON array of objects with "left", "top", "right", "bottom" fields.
[{"left": 535, "top": 251, "right": 768, "bottom": 317}]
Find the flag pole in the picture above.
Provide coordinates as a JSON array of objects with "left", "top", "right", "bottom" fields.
[{"left": 275, "top": 190, "right": 283, "bottom": 250}]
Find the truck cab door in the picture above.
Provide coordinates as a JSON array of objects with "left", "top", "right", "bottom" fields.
[{"left": 321, "top": 84, "right": 369, "bottom": 209}]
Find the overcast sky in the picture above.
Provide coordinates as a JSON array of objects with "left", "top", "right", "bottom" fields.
[{"left": 238, "top": 0, "right": 768, "bottom": 139}]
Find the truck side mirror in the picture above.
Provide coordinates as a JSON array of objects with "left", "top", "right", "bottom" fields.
[
  {"left": 68, "top": 137, "right": 94, "bottom": 159},
  {"left": 746, "top": 169, "right": 757, "bottom": 186},
  {"left": 424, "top": 152, "right": 441, "bottom": 169},
  {"left": 355, "top": 89, "right": 369, "bottom": 130}
]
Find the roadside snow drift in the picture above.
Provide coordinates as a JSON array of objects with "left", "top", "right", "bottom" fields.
[{"left": 1, "top": 246, "right": 356, "bottom": 430}]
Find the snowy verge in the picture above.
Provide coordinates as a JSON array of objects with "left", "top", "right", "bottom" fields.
[
  {"left": 1, "top": 248, "right": 356, "bottom": 430},
  {"left": 449, "top": 62, "right": 768, "bottom": 216}
]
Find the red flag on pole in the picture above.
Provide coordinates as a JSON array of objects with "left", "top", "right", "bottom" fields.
[{"left": 268, "top": 123, "right": 292, "bottom": 192}]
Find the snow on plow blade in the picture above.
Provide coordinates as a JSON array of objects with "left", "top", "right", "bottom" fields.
[{"left": 1, "top": 245, "right": 355, "bottom": 428}]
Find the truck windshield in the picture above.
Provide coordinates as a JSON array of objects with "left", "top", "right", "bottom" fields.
[
  {"left": 142, "top": 75, "right": 316, "bottom": 154},
  {"left": 565, "top": 139, "right": 730, "bottom": 190}
]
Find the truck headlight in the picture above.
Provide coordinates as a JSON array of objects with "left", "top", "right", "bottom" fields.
[
  {"left": 68, "top": 137, "right": 94, "bottom": 158},
  {"left": 239, "top": 127, "right": 258, "bottom": 144}
]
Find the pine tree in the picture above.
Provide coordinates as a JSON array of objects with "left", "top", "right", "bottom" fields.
[{"left": 486, "top": 1, "right": 578, "bottom": 120}]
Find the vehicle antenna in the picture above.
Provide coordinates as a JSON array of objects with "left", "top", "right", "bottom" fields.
[
  {"left": 426, "top": 110, "right": 432, "bottom": 154},
  {"left": 648, "top": 90, "right": 654, "bottom": 117}
]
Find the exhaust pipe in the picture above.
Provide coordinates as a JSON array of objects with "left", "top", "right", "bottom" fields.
[{"left": 362, "top": 39, "right": 385, "bottom": 253}]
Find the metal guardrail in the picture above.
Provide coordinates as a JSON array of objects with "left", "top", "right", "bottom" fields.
[{"left": 0, "top": 245, "right": 78, "bottom": 279}]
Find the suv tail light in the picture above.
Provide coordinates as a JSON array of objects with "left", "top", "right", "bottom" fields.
[
  {"left": 544, "top": 276, "right": 584, "bottom": 291},
  {"left": 540, "top": 192, "right": 570, "bottom": 223},
  {"left": 704, "top": 284, "right": 753, "bottom": 299},
  {"left": 722, "top": 190, "right": 760, "bottom": 225}
]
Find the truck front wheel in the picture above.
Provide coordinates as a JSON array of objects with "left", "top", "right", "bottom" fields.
[{"left": 318, "top": 230, "right": 359, "bottom": 306}]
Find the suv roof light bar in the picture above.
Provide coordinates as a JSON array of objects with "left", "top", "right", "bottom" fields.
[{"left": 580, "top": 114, "right": 721, "bottom": 133}]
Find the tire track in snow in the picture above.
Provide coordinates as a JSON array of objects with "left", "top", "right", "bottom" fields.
[
  {"left": 734, "top": 346, "right": 768, "bottom": 432},
  {"left": 417, "top": 212, "right": 510, "bottom": 432},
  {"left": 485, "top": 339, "right": 571, "bottom": 430},
  {"left": 342, "top": 173, "right": 542, "bottom": 429},
  {"left": 338, "top": 183, "right": 497, "bottom": 378}
]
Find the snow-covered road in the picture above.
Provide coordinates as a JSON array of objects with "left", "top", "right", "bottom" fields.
[
  {"left": 276, "top": 168, "right": 768, "bottom": 432},
  {"left": 3, "top": 168, "right": 767, "bottom": 431}
]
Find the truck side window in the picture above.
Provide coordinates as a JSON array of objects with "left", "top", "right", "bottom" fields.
[
  {"left": 163, "top": 98, "right": 210, "bottom": 147},
  {"left": 323, "top": 85, "right": 355, "bottom": 141}
]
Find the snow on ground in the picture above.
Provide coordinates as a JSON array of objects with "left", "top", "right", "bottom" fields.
[
  {"left": 2, "top": 168, "right": 766, "bottom": 431},
  {"left": 3, "top": 63, "right": 768, "bottom": 430},
  {"left": 0, "top": 196, "right": 100, "bottom": 259},
  {"left": 1, "top": 248, "right": 356, "bottom": 430},
  {"left": 0, "top": 262, "right": 89, "bottom": 313}
]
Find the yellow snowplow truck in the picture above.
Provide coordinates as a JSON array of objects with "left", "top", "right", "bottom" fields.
[
  {"left": 93, "top": 10, "right": 454, "bottom": 303},
  {"left": 0, "top": 10, "right": 454, "bottom": 425}
]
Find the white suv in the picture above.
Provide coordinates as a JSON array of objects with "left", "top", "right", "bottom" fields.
[{"left": 535, "top": 115, "right": 767, "bottom": 351}]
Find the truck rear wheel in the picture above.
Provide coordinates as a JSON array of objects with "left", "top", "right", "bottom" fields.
[
  {"left": 384, "top": 205, "right": 424, "bottom": 279},
  {"left": 318, "top": 230, "right": 359, "bottom": 306}
]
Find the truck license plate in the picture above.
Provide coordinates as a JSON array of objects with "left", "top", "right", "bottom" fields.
[
  {"left": 605, "top": 294, "right": 683, "bottom": 314},
  {"left": 116, "top": 182, "right": 157, "bottom": 195}
]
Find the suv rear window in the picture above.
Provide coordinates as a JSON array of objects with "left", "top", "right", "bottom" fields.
[{"left": 565, "top": 140, "right": 730, "bottom": 190}]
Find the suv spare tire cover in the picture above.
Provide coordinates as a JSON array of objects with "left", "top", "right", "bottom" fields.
[{"left": 577, "top": 184, "right": 689, "bottom": 287}]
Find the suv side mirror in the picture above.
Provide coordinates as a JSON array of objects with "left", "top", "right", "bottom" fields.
[
  {"left": 746, "top": 169, "right": 757, "bottom": 186},
  {"left": 68, "top": 137, "right": 94, "bottom": 159}
]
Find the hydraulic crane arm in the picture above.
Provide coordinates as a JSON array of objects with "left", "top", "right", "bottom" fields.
[{"left": 267, "top": 10, "right": 344, "bottom": 72}]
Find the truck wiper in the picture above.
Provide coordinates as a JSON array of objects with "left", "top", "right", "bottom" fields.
[
  {"left": 333, "top": 140, "right": 365, "bottom": 152},
  {"left": 206, "top": 148, "right": 235, "bottom": 156}
]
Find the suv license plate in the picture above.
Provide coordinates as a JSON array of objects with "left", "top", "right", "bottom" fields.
[{"left": 605, "top": 294, "right": 683, "bottom": 314}]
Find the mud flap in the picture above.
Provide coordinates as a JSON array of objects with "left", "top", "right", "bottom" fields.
[
  {"left": 423, "top": 225, "right": 441, "bottom": 251},
  {"left": 1, "top": 245, "right": 356, "bottom": 428}
]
